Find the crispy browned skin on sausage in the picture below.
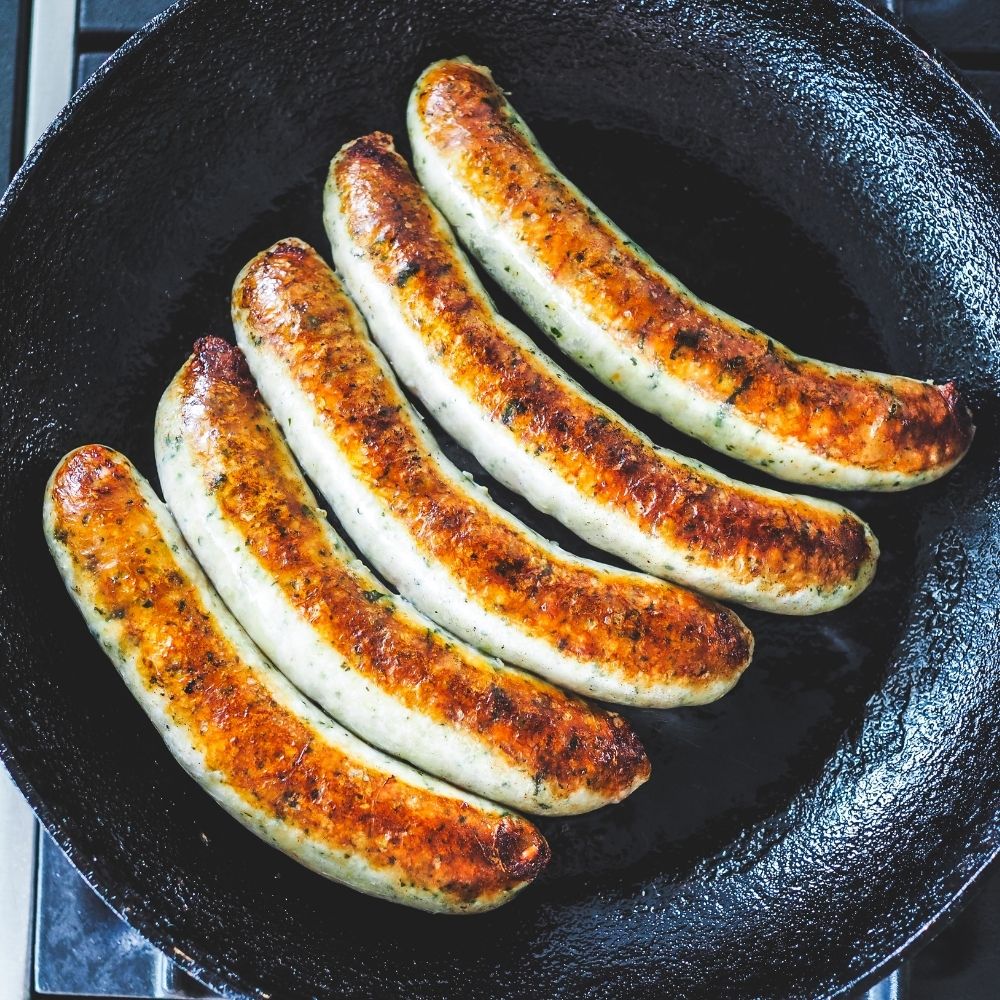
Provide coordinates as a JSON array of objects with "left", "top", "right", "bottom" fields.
[
  {"left": 235, "top": 245, "right": 751, "bottom": 695},
  {"left": 413, "top": 60, "right": 974, "bottom": 483},
  {"left": 47, "top": 445, "right": 549, "bottom": 906},
  {"left": 174, "top": 337, "right": 651, "bottom": 802},
  {"left": 331, "top": 134, "right": 875, "bottom": 599}
]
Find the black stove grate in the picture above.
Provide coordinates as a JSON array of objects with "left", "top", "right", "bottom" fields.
[{"left": 34, "top": 834, "right": 212, "bottom": 998}]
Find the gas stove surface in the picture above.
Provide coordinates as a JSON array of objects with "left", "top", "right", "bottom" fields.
[{"left": 1, "top": 1, "right": 999, "bottom": 998}]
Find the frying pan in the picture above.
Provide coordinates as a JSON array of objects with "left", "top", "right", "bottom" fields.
[{"left": 1, "top": 0, "right": 998, "bottom": 996}]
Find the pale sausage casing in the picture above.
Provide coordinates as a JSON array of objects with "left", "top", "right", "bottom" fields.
[
  {"left": 323, "top": 132, "right": 880, "bottom": 615},
  {"left": 408, "top": 57, "right": 974, "bottom": 492},
  {"left": 156, "top": 337, "right": 650, "bottom": 813},
  {"left": 44, "top": 444, "right": 549, "bottom": 913},
  {"left": 232, "top": 240, "right": 752, "bottom": 707}
]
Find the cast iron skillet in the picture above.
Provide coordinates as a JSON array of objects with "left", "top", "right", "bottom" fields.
[{"left": 1, "top": 0, "right": 998, "bottom": 996}]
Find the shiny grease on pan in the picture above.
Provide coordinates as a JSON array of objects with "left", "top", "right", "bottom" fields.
[
  {"left": 408, "top": 58, "right": 974, "bottom": 492},
  {"left": 43, "top": 445, "right": 548, "bottom": 913},
  {"left": 232, "top": 239, "right": 752, "bottom": 707},
  {"left": 156, "top": 337, "right": 650, "bottom": 812},
  {"left": 325, "top": 132, "right": 879, "bottom": 615}
]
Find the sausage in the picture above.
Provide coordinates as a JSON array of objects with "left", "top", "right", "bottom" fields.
[
  {"left": 232, "top": 241, "right": 752, "bottom": 707},
  {"left": 43, "top": 445, "right": 549, "bottom": 913},
  {"left": 323, "top": 132, "right": 879, "bottom": 615},
  {"left": 156, "top": 338, "right": 650, "bottom": 812},
  {"left": 407, "top": 57, "right": 974, "bottom": 492}
]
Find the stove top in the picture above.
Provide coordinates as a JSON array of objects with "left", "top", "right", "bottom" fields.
[{"left": 2, "top": 1, "right": 999, "bottom": 998}]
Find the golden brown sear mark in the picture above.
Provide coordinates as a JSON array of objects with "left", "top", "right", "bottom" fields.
[
  {"left": 176, "top": 337, "right": 651, "bottom": 800},
  {"left": 48, "top": 445, "right": 548, "bottom": 903},
  {"left": 236, "top": 244, "right": 751, "bottom": 689},
  {"left": 331, "top": 134, "right": 873, "bottom": 595},
  {"left": 413, "top": 60, "right": 973, "bottom": 479}
]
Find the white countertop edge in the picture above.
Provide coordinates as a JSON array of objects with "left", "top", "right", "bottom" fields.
[{"left": 0, "top": 763, "right": 36, "bottom": 1000}]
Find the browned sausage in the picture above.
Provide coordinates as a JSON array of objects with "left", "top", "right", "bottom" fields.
[
  {"left": 232, "top": 240, "right": 752, "bottom": 707},
  {"left": 408, "top": 57, "right": 973, "bottom": 491},
  {"left": 323, "top": 132, "right": 879, "bottom": 614},
  {"left": 44, "top": 445, "right": 549, "bottom": 912},
  {"left": 156, "top": 337, "right": 651, "bottom": 811}
]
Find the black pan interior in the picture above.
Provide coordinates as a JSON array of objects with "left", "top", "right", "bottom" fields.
[{"left": 1, "top": 1, "right": 999, "bottom": 997}]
